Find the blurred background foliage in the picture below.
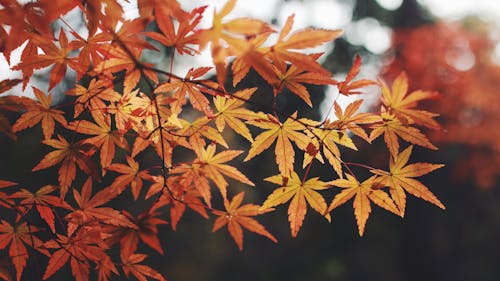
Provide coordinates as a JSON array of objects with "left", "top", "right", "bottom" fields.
[{"left": 1, "top": 0, "right": 500, "bottom": 280}]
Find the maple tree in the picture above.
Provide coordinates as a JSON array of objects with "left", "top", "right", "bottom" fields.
[{"left": 0, "top": 0, "right": 445, "bottom": 280}]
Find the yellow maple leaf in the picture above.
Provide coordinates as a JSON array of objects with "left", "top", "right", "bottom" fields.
[
  {"left": 380, "top": 71, "right": 440, "bottom": 129},
  {"left": 245, "top": 113, "right": 310, "bottom": 176},
  {"left": 328, "top": 174, "right": 400, "bottom": 236},
  {"left": 370, "top": 112, "right": 437, "bottom": 158},
  {"left": 261, "top": 172, "right": 330, "bottom": 237},
  {"left": 213, "top": 87, "right": 260, "bottom": 142},
  {"left": 371, "top": 145, "right": 445, "bottom": 216}
]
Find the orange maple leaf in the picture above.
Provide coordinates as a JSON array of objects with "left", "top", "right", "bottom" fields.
[
  {"left": 43, "top": 228, "right": 112, "bottom": 281},
  {"left": 107, "top": 156, "right": 153, "bottom": 200},
  {"left": 145, "top": 6, "right": 206, "bottom": 55},
  {"left": 11, "top": 185, "right": 71, "bottom": 233},
  {"left": 329, "top": 100, "right": 381, "bottom": 141},
  {"left": 32, "top": 135, "right": 99, "bottom": 196},
  {"left": 65, "top": 178, "right": 137, "bottom": 235},
  {"left": 328, "top": 174, "right": 400, "bottom": 236},
  {"left": 245, "top": 113, "right": 310, "bottom": 176},
  {"left": 120, "top": 209, "right": 168, "bottom": 254},
  {"left": 0, "top": 221, "right": 48, "bottom": 281},
  {"left": 66, "top": 78, "right": 119, "bottom": 118},
  {"left": 120, "top": 249, "right": 166, "bottom": 281},
  {"left": 380, "top": 71, "right": 440, "bottom": 129},
  {"left": 148, "top": 176, "right": 208, "bottom": 230},
  {"left": 261, "top": 172, "right": 331, "bottom": 237},
  {"left": 13, "top": 30, "right": 78, "bottom": 90},
  {"left": 71, "top": 111, "right": 129, "bottom": 171},
  {"left": 176, "top": 142, "right": 254, "bottom": 202},
  {"left": 12, "top": 87, "right": 67, "bottom": 140},
  {"left": 0, "top": 180, "right": 16, "bottom": 208},
  {"left": 213, "top": 87, "right": 259, "bottom": 142},
  {"left": 154, "top": 67, "right": 217, "bottom": 117},
  {"left": 371, "top": 145, "right": 445, "bottom": 216},
  {"left": 0, "top": 95, "right": 28, "bottom": 139},
  {"left": 370, "top": 112, "right": 437, "bottom": 158},
  {"left": 0, "top": 79, "right": 22, "bottom": 94},
  {"left": 272, "top": 53, "right": 337, "bottom": 106},
  {"left": 266, "top": 14, "right": 342, "bottom": 75},
  {"left": 198, "top": 0, "right": 272, "bottom": 85},
  {"left": 337, "top": 55, "right": 376, "bottom": 96},
  {"left": 213, "top": 192, "right": 277, "bottom": 250}
]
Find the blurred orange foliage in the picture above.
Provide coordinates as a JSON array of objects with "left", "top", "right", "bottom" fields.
[{"left": 383, "top": 19, "right": 500, "bottom": 188}]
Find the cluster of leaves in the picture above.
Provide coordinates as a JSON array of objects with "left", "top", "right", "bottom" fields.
[
  {"left": 383, "top": 19, "right": 500, "bottom": 188},
  {"left": 0, "top": 0, "right": 444, "bottom": 280}
]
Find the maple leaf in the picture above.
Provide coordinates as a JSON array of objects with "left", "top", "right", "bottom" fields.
[
  {"left": 93, "top": 46, "right": 157, "bottom": 93},
  {"left": 145, "top": 6, "right": 206, "bottom": 55},
  {"left": 120, "top": 209, "right": 168, "bottom": 254},
  {"left": 71, "top": 110, "right": 129, "bottom": 171},
  {"left": 198, "top": 0, "right": 272, "bottom": 86},
  {"left": 0, "top": 0, "right": 57, "bottom": 64},
  {"left": 328, "top": 174, "right": 400, "bottom": 236},
  {"left": 78, "top": 0, "right": 124, "bottom": 35},
  {"left": 0, "top": 180, "right": 16, "bottom": 209},
  {"left": 261, "top": 172, "right": 331, "bottom": 237},
  {"left": 148, "top": 176, "right": 208, "bottom": 230},
  {"left": 213, "top": 87, "right": 260, "bottom": 142},
  {"left": 245, "top": 113, "right": 310, "bottom": 176},
  {"left": 303, "top": 100, "right": 378, "bottom": 176},
  {"left": 266, "top": 14, "right": 342, "bottom": 75},
  {"left": 121, "top": 248, "right": 166, "bottom": 281},
  {"left": 0, "top": 79, "right": 22, "bottom": 94},
  {"left": 107, "top": 156, "right": 153, "bottom": 200},
  {"left": 154, "top": 67, "right": 216, "bottom": 117},
  {"left": 303, "top": 125, "right": 356, "bottom": 178},
  {"left": 10, "top": 185, "right": 72, "bottom": 233},
  {"left": 370, "top": 112, "right": 437, "bottom": 158},
  {"left": 213, "top": 192, "right": 277, "bottom": 250},
  {"left": 272, "top": 53, "right": 337, "bottom": 106},
  {"left": 66, "top": 78, "right": 119, "bottom": 118},
  {"left": 112, "top": 17, "right": 155, "bottom": 52},
  {"left": 0, "top": 221, "right": 48, "bottom": 281},
  {"left": 108, "top": 88, "right": 148, "bottom": 133},
  {"left": 138, "top": 0, "right": 188, "bottom": 22},
  {"left": 65, "top": 178, "right": 137, "bottom": 234},
  {"left": 380, "top": 71, "right": 440, "bottom": 129},
  {"left": 329, "top": 100, "right": 381, "bottom": 141},
  {"left": 12, "top": 87, "right": 67, "bottom": 140},
  {"left": 43, "top": 227, "right": 112, "bottom": 281},
  {"left": 337, "top": 55, "right": 376, "bottom": 96},
  {"left": 13, "top": 30, "right": 78, "bottom": 90},
  {"left": 193, "top": 142, "right": 255, "bottom": 192},
  {"left": 68, "top": 30, "right": 113, "bottom": 80},
  {"left": 32, "top": 135, "right": 99, "bottom": 196},
  {"left": 229, "top": 32, "right": 276, "bottom": 86},
  {"left": 371, "top": 146, "right": 445, "bottom": 216},
  {"left": 175, "top": 116, "right": 228, "bottom": 149}
]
